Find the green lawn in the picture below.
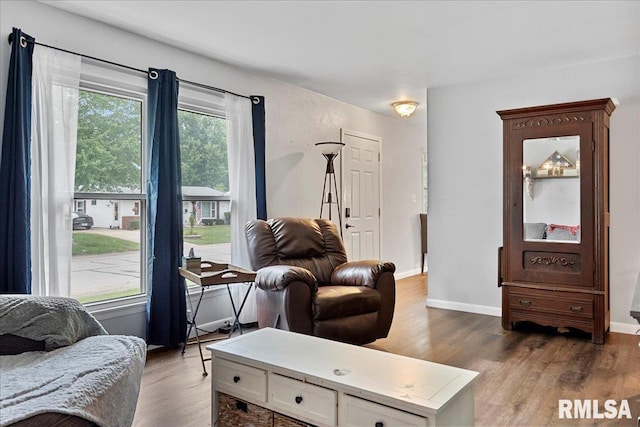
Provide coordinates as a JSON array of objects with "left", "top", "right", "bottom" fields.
[
  {"left": 183, "top": 224, "right": 230, "bottom": 245},
  {"left": 72, "top": 226, "right": 228, "bottom": 257},
  {"left": 72, "top": 232, "right": 140, "bottom": 256},
  {"left": 78, "top": 288, "right": 141, "bottom": 304}
]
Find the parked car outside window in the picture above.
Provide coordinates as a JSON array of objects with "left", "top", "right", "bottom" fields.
[{"left": 72, "top": 212, "right": 94, "bottom": 230}]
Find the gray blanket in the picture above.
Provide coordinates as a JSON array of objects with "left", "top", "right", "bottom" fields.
[
  {"left": 0, "top": 295, "right": 107, "bottom": 350},
  {"left": 0, "top": 296, "right": 146, "bottom": 427}
]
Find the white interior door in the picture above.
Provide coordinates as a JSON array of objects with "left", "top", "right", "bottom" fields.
[{"left": 341, "top": 130, "right": 381, "bottom": 261}]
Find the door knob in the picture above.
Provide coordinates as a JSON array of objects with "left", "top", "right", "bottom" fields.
[{"left": 345, "top": 224, "right": 355, "bottom": 229}]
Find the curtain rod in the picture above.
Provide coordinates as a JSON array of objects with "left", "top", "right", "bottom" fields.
[{"left": 8, "top": 34, "right": 252, "bottom": 100}]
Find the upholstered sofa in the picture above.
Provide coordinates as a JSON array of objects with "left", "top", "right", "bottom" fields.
[
  {"left": 245, "top": 217, "right": 396, "bottom": 345},
  {"left": 0, "top": 295, "right": 146, "bottom": 427},
  {"left": 524, "top": 222, "right": 580, "bottom": 241}
]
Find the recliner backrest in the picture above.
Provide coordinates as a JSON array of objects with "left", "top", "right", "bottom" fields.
[{"left": 245, "top": 218, "right": 347, "bottom": 285}]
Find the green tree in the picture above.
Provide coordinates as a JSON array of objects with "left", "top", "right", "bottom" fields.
[
  {"left": 178, "top": 110, "right": 228, "bottom": 192},
  {"left": 75, "top": 90, "right": 142, "bottom": 192}
]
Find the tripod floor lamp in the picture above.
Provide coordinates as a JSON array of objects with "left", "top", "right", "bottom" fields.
[{"left": 316, "top": 141, "right": 345, "bottom": 237}]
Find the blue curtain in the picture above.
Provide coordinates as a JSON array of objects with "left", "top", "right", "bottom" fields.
[
  {"left": 0, "top": 28, "right": 35, "bottom": 294},
  {"left": 251, "top": 96, "right": 267, "bottom": 220},
  {"left": 146, "top": 69, "right": 186, "bottom": 346}
]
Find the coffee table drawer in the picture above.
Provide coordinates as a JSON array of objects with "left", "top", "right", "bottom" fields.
[
  {"left": 340, "top": 394, "right": 428, "bottom": 427},
  {"left": 213, "top": 358, "right": 267, "bottom": 403},
  {"left": 269, "top": 373, "right": 337, "bottom": 426}
]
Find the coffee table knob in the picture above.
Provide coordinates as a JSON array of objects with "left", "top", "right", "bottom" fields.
[
  {"left": 375, "top": 422, "right": 384, "bottom": 427},
  {"left": 233, "top": 375, "right": 240, "bottom": 383},
  {"left": 295, "top": 396, "right": 303, "bottom": 404}
]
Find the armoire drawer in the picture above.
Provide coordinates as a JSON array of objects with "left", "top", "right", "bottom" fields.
[{"left": 509, "top": 290, "right": 593, "bottom": 319}]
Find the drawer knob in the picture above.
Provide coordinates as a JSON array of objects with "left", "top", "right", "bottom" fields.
[
  {"left": 375, "top": 423, "right": 384, "bottom": 427},
  {"left": 295, "top": 395, "right": 303, "bottom": 404},
  {"left": 518, "top": 299, "right": 532, "bottom": 306},
  {"left": 233, "top": 375, "right": 240, "bottom": 383},
  {"left": 570, "top": 306, "right": 584, "bottom": 313}
]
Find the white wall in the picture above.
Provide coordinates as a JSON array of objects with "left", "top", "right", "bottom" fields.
[
  {"left": 427, "top": 55, "right": 640, "bottom": 331},
  {"left": 0, "top": 1, "right": 426, "bottom": 337}
]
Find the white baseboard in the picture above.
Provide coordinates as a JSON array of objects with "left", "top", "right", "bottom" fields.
[
  {"left": 610, "top": 321, "right": 640, "bottom": 335},
  {"left": 189, "top": 317, "right": 233, "bottom": 339},
  {"left": 426, "top": 298, "right": 639, "bottom": 336},
  {"left": 396, "top": 268, "right": 425, "bottom": 280},
  {"left": 426, "top": 298, "right": 501, "bottom": 317}
]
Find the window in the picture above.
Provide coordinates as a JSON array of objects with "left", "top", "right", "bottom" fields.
[
  {"left": 178, "top": 106, "right": 230, "bottom": 266},
  {"left": 210, "top": 202, "right": 217, "bottom": 219},
  {"left": 68, "top": 64, "right": 232, "bottom": 304},
  {"left": 71, "top": 86, "right": 145, "bottom": 305}
]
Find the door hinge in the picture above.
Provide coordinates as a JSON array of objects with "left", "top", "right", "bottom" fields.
[
  {"left": 592, "top": 140, "right": 595, "bottom": 152},
  {"left": 378, "top": 208, "right": 381, "bottom": 217},
  {"left": 378, "top": 152, "right": 381, "bottom": 162}
]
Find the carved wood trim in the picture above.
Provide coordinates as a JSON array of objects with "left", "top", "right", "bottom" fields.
[
  {"left": 529, "top": 256, "right": 576, "bottom": 267},
  {"left": 523, "top": 250, "right": 582, "bottom": 274},
  {"left": 513, "top": 114, "right": 588, "bottom": 129}
]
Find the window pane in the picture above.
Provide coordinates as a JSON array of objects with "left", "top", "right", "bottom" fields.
[
  {"left": 71, "top": 89, "right": 144, "bottom": 304},
  {"left": 179, "top": 110, "right": 230, "bottom": 265},
  {"left": 71, "top": 200, "right": 142, "bottom": 304},
  {"left": 75, "top": 90, "right": 142, "bottom": 193}
]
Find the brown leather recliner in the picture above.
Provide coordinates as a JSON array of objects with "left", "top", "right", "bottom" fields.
[{"left": 245, "top": 217, "right": 395, "bottom": 345}]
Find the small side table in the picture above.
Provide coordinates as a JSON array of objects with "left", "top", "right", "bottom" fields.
[{"left": 178, "top": 261, "right": 256, "bottom": 375}]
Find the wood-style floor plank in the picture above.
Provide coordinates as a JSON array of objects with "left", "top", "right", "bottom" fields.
[{"left": 133, "top": 274, "right": 640, "bottom": 426}]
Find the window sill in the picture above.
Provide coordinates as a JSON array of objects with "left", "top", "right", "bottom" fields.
[{"left": 85, "top": 285, "right": 228, "bottom": 321}]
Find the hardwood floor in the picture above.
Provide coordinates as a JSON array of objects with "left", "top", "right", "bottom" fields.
[{"left": 133, "top": 274, "right": 640, "bottom": 426}]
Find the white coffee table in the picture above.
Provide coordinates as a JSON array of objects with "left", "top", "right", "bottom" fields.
[{"left": 208, "top": 328, "right": 478, "bottom": 426}]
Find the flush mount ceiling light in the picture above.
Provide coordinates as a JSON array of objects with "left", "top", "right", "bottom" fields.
[{"left": 392, "top": 101, "right": 419, "bottom": 118}]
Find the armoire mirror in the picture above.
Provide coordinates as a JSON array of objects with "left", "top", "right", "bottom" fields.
[{"left": 522, "top": 135, "right": 580, "bottom": 243}]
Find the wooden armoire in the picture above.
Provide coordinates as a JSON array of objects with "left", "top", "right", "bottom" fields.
[{"left": 498, "top": 98, "right": 616, "bottom": 344}]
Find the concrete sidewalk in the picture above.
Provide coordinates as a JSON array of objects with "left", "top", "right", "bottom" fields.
[{"left": 72, "top": 228, "right": 230, "bottom": 300}]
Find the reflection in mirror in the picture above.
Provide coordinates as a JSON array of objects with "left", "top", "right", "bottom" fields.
[{"left": 523, "top": 136, "right": 580, "bottom": 244}]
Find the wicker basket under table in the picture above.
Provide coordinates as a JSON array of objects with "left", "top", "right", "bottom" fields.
[{"left": 218, "top": 393, "right": 312, "bottom": 427}]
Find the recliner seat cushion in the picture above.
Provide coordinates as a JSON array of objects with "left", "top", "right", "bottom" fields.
[
  {"left": 313, "top": 286, "right": 381, "bottom": 321},
  {"left": 313, "top": 312, "right": 379, "bottom": 345}
]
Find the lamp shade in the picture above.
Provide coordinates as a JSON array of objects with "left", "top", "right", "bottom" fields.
[
  {"left": 392, "top": 101, "right": 419, "bottom": 118},
  {"left": 315, "top": 141, "right": 345, "bottom": 155}
]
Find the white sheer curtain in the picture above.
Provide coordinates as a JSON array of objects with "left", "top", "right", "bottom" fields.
[
  {"left": 225, "top": 93, "right": 257, "bottom": 323},
  {"left": 30, "top": 46, "right": 81, "bottom": 296}
]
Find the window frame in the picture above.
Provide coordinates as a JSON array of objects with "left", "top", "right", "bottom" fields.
[
  {"left": 178, "top": 91, "right": 229, "bottom": 289},
  {"left": 71, "top": 62, "right": 231, "bottom": 310},
  {"left": 73, "top": 61, "right": 149, "bottom": 310},
  {"left": 178, "top": 92, "right": 227, "bottom": 206}
]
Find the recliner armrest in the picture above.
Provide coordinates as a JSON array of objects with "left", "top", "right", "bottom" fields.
[
  {"left": 331, "top": 261, "right": 396, "bottom": 289},
  {"left": 255, "top": 265, "right": 318, "bottom": 293}
]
